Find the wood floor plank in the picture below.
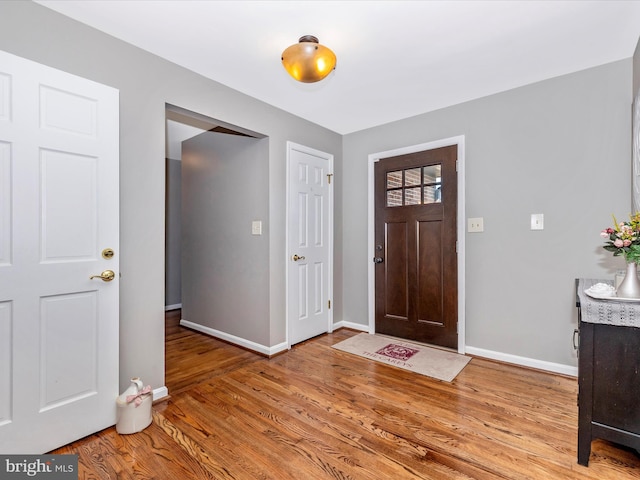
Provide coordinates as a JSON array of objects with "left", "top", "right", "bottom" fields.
[
  {"left": 208, "top": 376, "right": 432, "bottom": 479},
  {"left": 51, "top": 314, "right": 640, "bottom": 479},
  {"left": 252, "top": 356, "right": 550, "bottom": 479}
]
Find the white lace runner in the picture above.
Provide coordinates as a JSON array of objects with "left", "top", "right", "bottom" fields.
[{"left": 578, "top": 278, "right": 640, "bottom": 328}]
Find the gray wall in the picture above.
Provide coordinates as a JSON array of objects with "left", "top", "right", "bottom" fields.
[
  {"left": 0, "top": 1, "right": 342, "bottom": 392},
  {"left": 2, "top": 1, "right": 635, "bottom": 391},
  {"left": 165, "top": 158, "right": 181, "bottom": 308},
  {"left": 181, "top": 132, "right": 270, "bottom": 344},
  {"left": 634, "top": 36, "right": 640, "bottom": 97},
  {"left": 342, "top": 60, "right": 632, "bottom": 367}
]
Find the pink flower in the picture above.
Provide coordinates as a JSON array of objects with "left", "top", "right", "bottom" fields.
[
  {"left": 614, "top": 239, "right": 624, "bottom": 248},
  {"left": 624, "top": 239, "right": 632, "bottom": 247}
]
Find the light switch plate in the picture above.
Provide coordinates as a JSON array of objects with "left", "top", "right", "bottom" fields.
[
  {"left": 251, "top": 220, "right": 262, "bottom": 235},
  {"left": 531, "top": 214, "right": 544, "bottom": 230},
  {"left": 468, "top": 217, "right": 484, "bottom": 233}
]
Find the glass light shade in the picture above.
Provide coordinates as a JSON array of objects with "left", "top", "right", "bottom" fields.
[{"left": 281, "top": 35, "right": 336, "bottom": 83}]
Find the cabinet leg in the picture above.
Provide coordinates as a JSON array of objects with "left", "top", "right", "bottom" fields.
[{"left": 577, "top": 434, "right": 591, "bottom": 466}]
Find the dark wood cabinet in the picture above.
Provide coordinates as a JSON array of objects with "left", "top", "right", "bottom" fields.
[{"left": 577, "top": 299, "right": 640, "bottom": 466}]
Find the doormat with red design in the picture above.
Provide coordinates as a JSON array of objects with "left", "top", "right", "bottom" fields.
[{"left": 332, "top": 333, "right": 471, "bottom": 382}]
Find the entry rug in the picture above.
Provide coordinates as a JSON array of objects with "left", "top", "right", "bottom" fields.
[{"left": 332, "top": 333, "right": 471, "bottom": 382}]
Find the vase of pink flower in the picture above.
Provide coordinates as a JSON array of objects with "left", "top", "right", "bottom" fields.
[{"left": 601, "top": 213, "right": 640, "bottom": 298}]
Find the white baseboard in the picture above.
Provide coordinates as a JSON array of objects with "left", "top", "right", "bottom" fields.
[
  {"left": 180, "top": 319, "right": 289, "bottom": 356},
  {"left": 153, "top": 386, "right": 169, "bottom": 401},
  {"left": 465, "top": 346, "right": 578, "bottom": 377},
  {"left": 176, "top": 318, "right": 577, "bottom": 377},
  {"left": 165, "top": 303, "right": 182, "bottom": 311},
  {"left": 332, "top": 320, "right": 368, "bottom": 332}
]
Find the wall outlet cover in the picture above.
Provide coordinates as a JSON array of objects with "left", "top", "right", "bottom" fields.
[{"left": 468, "top": 217, "right": 484, "bottom": 233}]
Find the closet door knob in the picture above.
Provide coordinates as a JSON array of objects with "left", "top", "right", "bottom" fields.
[{"left": 90, "top": 270, "right": 115, "bottom": 282}]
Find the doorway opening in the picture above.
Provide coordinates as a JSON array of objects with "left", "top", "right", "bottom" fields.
[
  {"left": 164, "top": 104, "right": 266, "bottom": 392},
  {"left": 164, "top": 104, "right": 262, "bottom": 313}
]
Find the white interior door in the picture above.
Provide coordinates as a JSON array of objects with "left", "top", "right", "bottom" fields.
[
  {"left": 0, "top": 50, "right": 119, "bottom": 453},
  {"left": 287, "top": 142, "right": 333, "bottom": 345}
]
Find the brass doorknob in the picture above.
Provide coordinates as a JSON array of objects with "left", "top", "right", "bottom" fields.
[
  {"left": 90, "top": 270, "right": 115, "bottom": 282},
  {"left": 291, "top": 254, "right": 306, "bottom": 261}
]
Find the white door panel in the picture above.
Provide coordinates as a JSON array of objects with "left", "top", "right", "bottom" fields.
[
  {"left": 0, "top": 50, "right": 119, "bottom": 453},
  {"left": 41, "top": 149, "right": 98, "bottom": 260},
  {"left": 287, "top": 142, "right": 333, "bottom": 345},
  {"left": 0, "top": 141, "right": 10, "bottom": 265},
  {"left": 0, "top": 301, "right": 10, "bottom": 427}
]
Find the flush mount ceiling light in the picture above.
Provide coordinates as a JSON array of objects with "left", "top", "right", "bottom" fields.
[{"left": 281, "top": 35, "right": 337, "bottom": 83}]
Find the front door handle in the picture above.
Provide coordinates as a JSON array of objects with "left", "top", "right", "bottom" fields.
[{"left": 90, "top": 270, "right": 115, "bottom": 282}]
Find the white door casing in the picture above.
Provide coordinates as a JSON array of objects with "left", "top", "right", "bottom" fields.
[
  {"left": 286, "top": 142, "right": 333, "bottom": 346},
  {"left": 0, "top": 50, "right": 119, "bottom": 453}
]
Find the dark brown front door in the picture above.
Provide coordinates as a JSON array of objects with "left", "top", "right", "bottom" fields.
[{"left": 374, "top": 145, "right": 458, "bottom": 349}]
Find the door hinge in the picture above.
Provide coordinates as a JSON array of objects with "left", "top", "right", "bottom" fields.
[
  {"left": 456, "top": 160, "right": 459, "bottom": 172},
  {"left": 327, "top": 173, "right": 333, "bottom": 184},
  {"left": 456, "top": 241, "right": 459, "bottom": 253},
  {"left": 328, "top": 300, "right": 331, "bottom": 309}
]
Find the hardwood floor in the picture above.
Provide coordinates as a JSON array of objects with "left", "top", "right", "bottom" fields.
[{"left": 52, "top": 311, "right": 640, "bottom": 479}]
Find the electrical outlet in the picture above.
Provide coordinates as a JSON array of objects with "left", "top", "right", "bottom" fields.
[{"left": 468, "top": 217, "right": 484, "bottom": 233}]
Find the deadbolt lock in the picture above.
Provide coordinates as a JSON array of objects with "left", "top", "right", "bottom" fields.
[{"left": 102, "top": 248, "right": 115, "bottom": 259}]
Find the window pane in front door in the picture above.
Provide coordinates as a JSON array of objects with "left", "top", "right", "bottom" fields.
[
  {"left": 385, "top": 164, "right": 442, "bottom": 206},
  {"left": 423, "top": 165, "right": 442, "bottom": 204}
]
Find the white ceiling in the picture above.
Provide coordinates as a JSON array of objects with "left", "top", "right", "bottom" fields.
[{"left": 37, "top": 0, "right": 640, "bottom": 135}]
